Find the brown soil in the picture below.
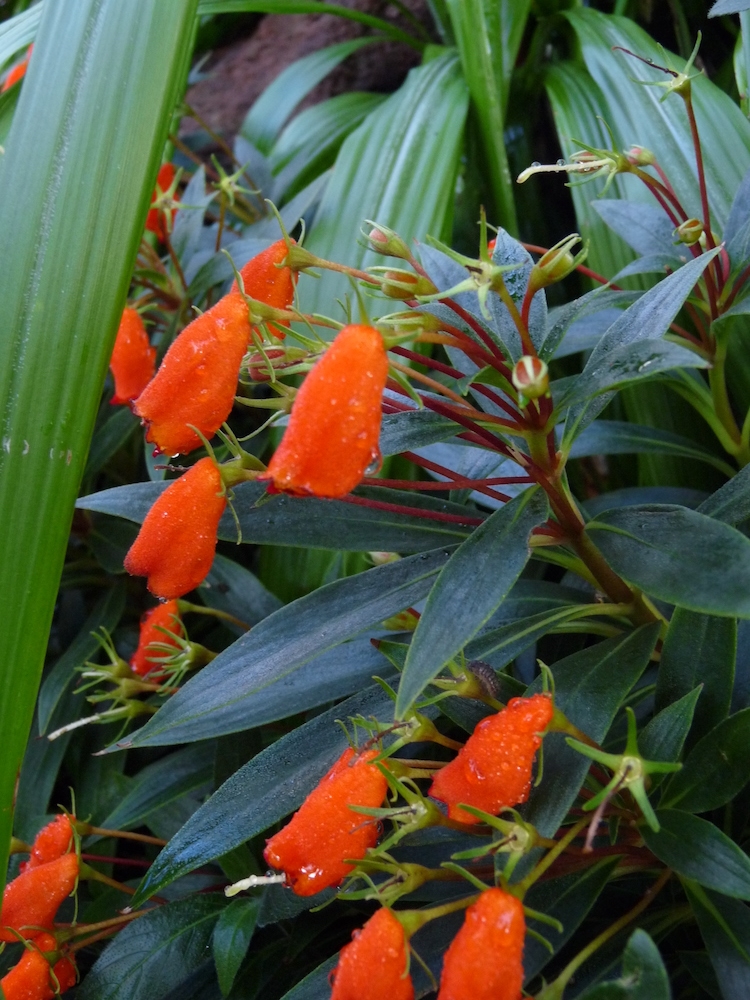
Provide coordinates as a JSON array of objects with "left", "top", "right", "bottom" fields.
[{"left": 182, "top": 0, "right": 434, "bottom": 139}]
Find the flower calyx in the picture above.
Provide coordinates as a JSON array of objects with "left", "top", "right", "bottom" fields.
[
  {"left": 566, "top": 707, "right": 681, "bottom": 832},
  {"left": 614, "top": 33, "right": 703, "bottom": 102},
  {"left": 362, "top": 221, "right": 412, "bottom": 261},
  {"left": 527, "top": 235, "right": 586, "bottom": 295}
]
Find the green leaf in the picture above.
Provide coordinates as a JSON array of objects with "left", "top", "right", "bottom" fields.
[
  {"left": 592, "top": 199, "right": 685, "bottom": 260},
  {"left": 0, "top": 6, "right": 40, "bottom": 67},
  {"left": 523, "top": 858, "right": 621, "bottom": 982},
  {"left": 83, "top": 405, "right": 139, "bottom": 481},
  {"left": 78, "top": 480, "right": 476, "bottom": 553},
  {"left": 240, "top": 39, "right": 375, "bottom": 155},
  {"left": 396, "top": 489, "right": 548, "bottom": 717},
  {"left": 655, "top": 607, "right": 736, "bottom": 744},
  {"left": 464, "top": 602, "right": 595, "bottom": 667},
  {"left": 117, "top": 547, "right": 453, "bottom": 748},
  {"left": 684, "top": 882, "right": 750, "bottom": 1000},
  {"left": 699, "top": 462, "right": 750, "bottom": 526},
  {"left": 569, "top": 421, "right": 735, "bottom": 477},
  {"left": 710, "top": 0, "right": 750, "bottom": 15},
  {"left": 662, "top": 709, "right": 750, "bottom": 814},
  {"left": 97, "top": 745, "right": 215, "bottom": 837},
  {"left": 212, "top": 897, "right": 259, "bottom": 997},
  {"left": 38, "top": 582, "right": 126, "bottom": 734},
  {"left": 0, "top": 0, "right": 199, "bottom": 887},
  {"left": 200, "top": 554, "right": 282, "bottom": 631},
  {"left": 197, "top": 1, "right": 424, "bottom": 51},
  {"left": 587, "top": 505, "right": 750, "bottom": 617},
  {"left": 77, "top": 895, "right": 225, "bottom": 1000},
  {"left": 300, "top": 51, "right": 468, "bottom": 318},
  {"left": 379, "top": 409, "right": 459, "bottom": 456},
  {"left": 130, "top": 684, "right": 393, "bottom": 905},
  {"left": 578, "top": 929, "right": 672, "bottom": 1000},
  {"left": 524, "top": 625, "right": 660, "bottom": 837},
  {"left": 638, "top": 687, "right": 701, "bottom": 765},
  {"left": 643, "top": 810, "right": 750, "bottom": 899}
]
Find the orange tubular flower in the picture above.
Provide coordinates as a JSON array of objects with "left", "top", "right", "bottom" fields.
[
  {"left": 20, "top": 817, "right": 75, "bottom": 874},
  {"left": 264, "top": 324, "right": 389, "bottom": 499},
  {"left": 1, "top": 854, "right": 79, "bottom": 942},
  {"left": 437, "top": 889, "right": 524, "bottom": 1000},
  {"left": 1, "top": 45, "right": 32, "bottom": 93},
  {"left": 123, "top": 457, "right": 226, "bottom": 600},
  {"left": 1, "top": 933, "right": 77, "bottom": 1000},
  {"left": 263, "top": 748, "right": 388, "bottom": 897},
  {"left": 109, "top": 308, "right": 156, "bottom": 405},
  {"left": 330, "top": 907, "right": 413, "bottom": 1000},
  {"left": 429, "top": 694, "right": 553, "bottom": 824},
  {"left": 231, "top": 238, "right": 296, "bottom": 339},
  {"left": 134, "top": 291, "right": 251, "bottom": 456},
  {"left": 145, "top": 163, "right": 177, "bottom": 241},
  {"left": 130, "top": 600, "right": 182, "bottom": 677}
]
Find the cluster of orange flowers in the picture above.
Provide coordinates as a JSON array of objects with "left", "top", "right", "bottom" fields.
[
  {"left": 108, "top": 230, "right": 389, "bottom": 600},
  {"left": 1, "top": 817, "right": 78, "bottom": 999},
  {"left": 256, "top": 693, "right": 552, "bottom": 1000}
]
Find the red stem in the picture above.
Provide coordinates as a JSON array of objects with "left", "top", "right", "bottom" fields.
[{"left": 340, "top": 493, "right": 484, "bottom": 526}]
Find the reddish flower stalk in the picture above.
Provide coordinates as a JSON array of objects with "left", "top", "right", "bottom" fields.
[
  {"left": 263, "top": 748, "right": 388, "bottom": 896},
  {"left": 339, "top": 493, "right": 485, "bottom": 526}
]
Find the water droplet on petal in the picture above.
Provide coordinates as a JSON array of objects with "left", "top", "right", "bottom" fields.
[{"left": 364, "top": 449, "right": 382, "bottom": 476}]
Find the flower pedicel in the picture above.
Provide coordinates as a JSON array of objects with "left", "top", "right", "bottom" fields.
[
  {"left": 264, "top": 747, "right": 388, "bottom": 896},
  {"left": 263, "top": 324, "right": 389, "bottom": 499},
  {"left": 429, "top": 693, "right": 553, "bottom": 824}
]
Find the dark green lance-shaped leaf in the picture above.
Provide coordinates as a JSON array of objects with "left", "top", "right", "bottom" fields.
[
  {"left": 379, "top": 409, "right": 459, "bottom": 456},
  {"left": 523, "top": 858, "right": 621, "bottom": 982},
  {"left": 464, "top": 603, "right": 595, "bottom": 668},
  {"left": 240, "top": 39, "right": 374, "bottom": 154},
  {"left": 699, "top": 462, "right": 750, "bottom": 526},
  {"left": 565, "top": 251, "right": 719, "bottom": 408},
  {"left": 97, "top": 745, "right": 215, "bottom": 836},
  {"left": 639, "top": 688, "right": 701, "bottom": 766},
  {"left": 577, "top": 929, "right": 672, "bottom": 1000},
  {"left": 724, "top": 164, "right": 750, "bottom": 274},
  {"left": 524, "top": 625, "right": 660, "bottom": 837},
  {"left": 662, "top": 709, "right": 750, "bottom": 814},
  {"left": 587, "top": 506, "right": 750, "bottom": 617},
  {"left": 0, "top": 0, "right": 198, "bottom": 886},
  {"left": 77, "top": 895, "right": 225, "bottom": 1000},
  {"left": 300, "top": 51, "right": 468, "bottom": 318},
  {"left": 568, "top": 421, "right": 735, "bottom": 477},
  {"left": 396, "top": 489, "right": 548, "bottom": 717},
  {"left": 38, "top": 583, "right": 126, "bottom": 734},
  {"left": 77, "top": 480, "right": 475, "bottom": 553},
  {"left": 83, "top": 405, "right": 139, "bottom": 481},
  {"left": 130, "top": 685, "right": 392, "bottom": 905},
  {"left": 212, "top": 897, "right": 259, "bottom": 997},
  {"left": 118, "top": 547, "right": 452, "bottom": 748},
  {"left": 655, "top": 607, "right": 736, "bottom": 744},
  {"left": 684, "top": 882, "right": 750, "bottom": 1000},
  {"left": 200, "top": 554, "right": 282, "bottom": 632},
  {"left": 592, "top": 199, "right": 684, "bottom": 259},
  {"left": 643, "top": 810, "right": 750, "bottom": 899}
]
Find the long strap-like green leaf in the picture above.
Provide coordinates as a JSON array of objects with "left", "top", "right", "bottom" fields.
[{"left": 0, "top": 0, "right": 198, "bottom": 889}]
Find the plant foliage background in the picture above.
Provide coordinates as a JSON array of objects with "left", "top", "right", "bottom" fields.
[{"left": 4, "top": 0, "right": 750, "bottom": 998}]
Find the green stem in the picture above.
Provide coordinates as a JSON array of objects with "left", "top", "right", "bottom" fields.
[
  {"left": 709, "top": 336, "right": 750, "bottom": 466},
  {"left": 517, "top": 817, "right": 589, "bottom": 895}
]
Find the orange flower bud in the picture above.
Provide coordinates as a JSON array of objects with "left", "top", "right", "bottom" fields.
[
  {"left": 263, "top": 324, "right": 388, "bottom": 499},
  {"left": 263, "top": 748, "right": 388, "bottom": 896},
  {"left": 1, "top": 45, "right": 32, "bottom": 93},
  {"left": 134, "top": 292, "right": 251, "bottom": 456},
  {"left": 123, "top": 457, "right": 226, "bottom": 600},
  {"left": 1, "top": 854, "right": 79, "bottom": 942},
  {"left": 231, "top": 239, "right": 296, "bottom": 339},
  {"left": 130, "top": 600, "right": 182, "bottom": 677},
  {"left": 331, "top": 907, "right": 413, "bottom": 1000},
  {"left": 20, "top": 817, "right": 75, "bottom": 873},
  {"left": 429, "top": 694, "right": 553, "bottom": 824},
  {"left": 1, "top": 933, "right": 76, "bottom": 1000},
  {"left": 145, "top": 163, "right": 177, "bottom": 241},
  {"left": 109, "top": 308, "right": 156, "bottom": 405},
  {"left": 437, "top": 889, "right": 524, "bottom": 1000}
]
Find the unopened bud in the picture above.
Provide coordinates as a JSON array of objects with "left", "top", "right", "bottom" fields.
[
  {"left": 626, "top": 145, "right": 655, "bottom": 166},
  {"left": 363, "top": 221, "right": 411, "bottom": 260},
  {"left": 247, "top": 348, "right": 286, "bottom": 382},
  {"left": 675, "top": 218, "right": 703, "bottom": 245},
  {"left": 512, "top": 356, "right": 549, "bottom": 401},
  {"left": 528, "top": 234, "right": 585, "bottom": 293},
  {"left": 380, "top": 269, "right": 438, "bottom": 300}
]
